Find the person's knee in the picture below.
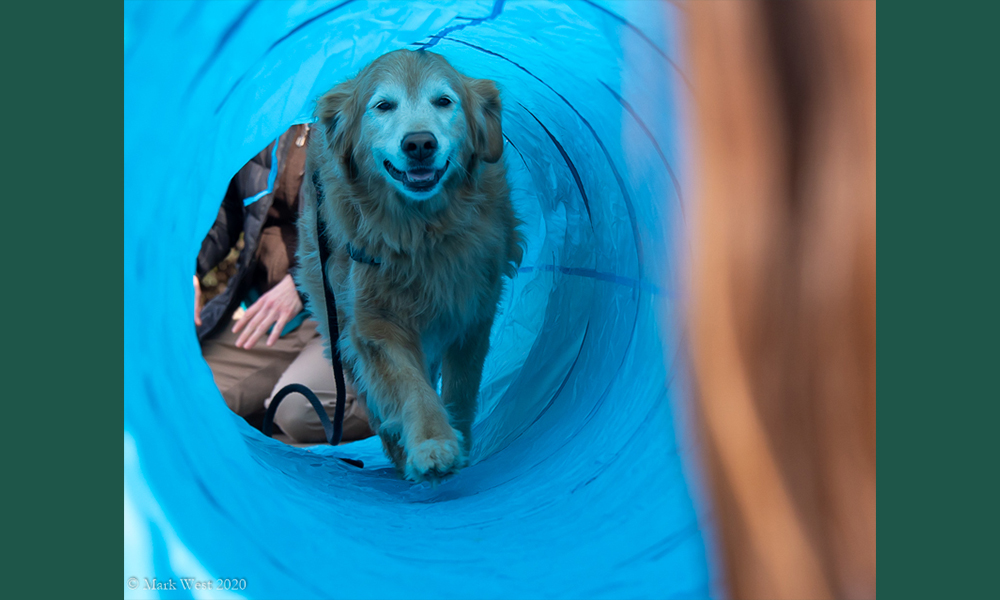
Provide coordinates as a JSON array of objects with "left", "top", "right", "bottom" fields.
[
  {"left": 219, "top": 385, "right": 256, "bottom": 418},
  {"left": 273, "top": 396, "right": 326, "bottom": 443}
]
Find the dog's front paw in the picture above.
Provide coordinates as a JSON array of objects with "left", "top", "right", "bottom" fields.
[{"left": 404, "top": 431, "right": 466, "bottom": 484}]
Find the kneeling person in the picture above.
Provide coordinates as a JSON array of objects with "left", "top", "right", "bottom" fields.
[{"left": 194, "top": 124, "right": 372, "bottom": 443}]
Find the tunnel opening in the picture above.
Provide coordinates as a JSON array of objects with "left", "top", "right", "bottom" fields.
[{"left": 124, "top": 2, "right": 711, "bottom": 598}]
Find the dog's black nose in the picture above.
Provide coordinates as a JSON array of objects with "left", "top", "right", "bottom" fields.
[{"left": 401, "top": 132, "right": 438, "bottom": 162}]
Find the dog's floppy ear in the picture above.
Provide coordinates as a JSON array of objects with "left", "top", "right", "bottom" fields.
[
  {"left": 315, "top": 80, "right": 358, "bottom": 161},
  {"left": 466, "top": 78, "right": 504, "bottom": 164}
]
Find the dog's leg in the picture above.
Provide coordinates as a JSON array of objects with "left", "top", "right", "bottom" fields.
[
  {"left": 442, "top": 317, "right": 493, "bottom": 460},
  {"left": 362, "top": 408, "right": 406, "bottom": 476},
  {"left": 378, "top": 430, "right": 407, "bottom": 477},
  {"left": 353, "top": 322, "right": 463, "bottom": 483}
]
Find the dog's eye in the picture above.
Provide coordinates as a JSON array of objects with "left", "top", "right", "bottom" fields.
[
  {"left": 375, "top": 101, "right": 395, "bottom": 112},
  {"left": 433, "top": 97, "right": 453, "bottom": 108}
]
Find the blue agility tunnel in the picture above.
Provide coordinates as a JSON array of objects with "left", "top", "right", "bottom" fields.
[{"left": 124, "top": 1, "right": 714, "bottom": 598}]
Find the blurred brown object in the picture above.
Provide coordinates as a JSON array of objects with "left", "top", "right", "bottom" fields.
[{"left": 684, "top": 1, "right": 876, "bottom": 599}]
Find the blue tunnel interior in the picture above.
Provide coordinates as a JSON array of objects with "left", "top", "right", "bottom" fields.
[{"left": 124, "top": 2, "right": 714, "bottom": 598}]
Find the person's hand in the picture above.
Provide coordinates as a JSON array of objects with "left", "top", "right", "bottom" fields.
[
  {"left": 194, "top": 275, "right": 203, "bottom": 326},
  {"left": 232, "top": 274, "right": 303, "bottom": 350}
]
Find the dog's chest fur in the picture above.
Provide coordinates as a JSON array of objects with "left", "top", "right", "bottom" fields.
[
  {"left": 349, "top": 200, "right": 504, "bottom": 331},
  {"left": 321, "top": 163, "right": 516, "bottom": 381}
]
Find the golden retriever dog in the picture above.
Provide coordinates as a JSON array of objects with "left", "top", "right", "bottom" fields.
[{"left": 296, "top": 49, "right": 523, "bottom": 483}]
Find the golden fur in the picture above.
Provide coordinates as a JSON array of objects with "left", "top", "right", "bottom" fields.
[{"left": 296, "top": 50, "right": 522, "bottom": 483}]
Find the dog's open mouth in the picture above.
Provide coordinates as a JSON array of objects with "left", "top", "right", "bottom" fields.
[{"left": 384, "top": 160, "right": 449, "bottom": 192}]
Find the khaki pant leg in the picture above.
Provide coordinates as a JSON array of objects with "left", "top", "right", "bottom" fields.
[
  {"left": 200, "top": 316, "right": 311, "bottom": 417},
  {"left": 268, "top": 322, "right": 373, "bottom": 443}
]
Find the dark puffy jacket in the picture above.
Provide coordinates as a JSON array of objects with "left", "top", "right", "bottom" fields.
[{"left": 196, "top": 124, "right": 309, "bottom": 341}]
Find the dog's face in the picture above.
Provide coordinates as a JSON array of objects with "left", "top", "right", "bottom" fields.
[
  {"left": 317, "top": 50, "right": 504, "bottom": 202},
  {"left": 364, "top": 73, "right": 464, "bottom": 200}
]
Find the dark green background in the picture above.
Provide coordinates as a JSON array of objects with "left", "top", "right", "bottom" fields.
[{"left": 7, "top": 2, "right": 120, "bottom": 597}]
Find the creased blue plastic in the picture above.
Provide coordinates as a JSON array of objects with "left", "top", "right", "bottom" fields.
[{"left": 124, "top": 1, "right": 714, "bottom": 598}]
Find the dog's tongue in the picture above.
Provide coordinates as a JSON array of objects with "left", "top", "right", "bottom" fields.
[{"left": 406, "top": 168, "right": 435, "bottom": 182}]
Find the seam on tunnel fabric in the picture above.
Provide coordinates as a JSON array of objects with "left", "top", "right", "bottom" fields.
[
  {"left": 417, "top": 0, "right": 507, "bottom": 50},
  {"left": 213, "top": 0, "right": 361, "bottom": 115},
  {"left": 599, "top": 80, "right": 685, "bottom": 217},
  {"left": 185, "top": 0, "right": 261, "bottom": 95},
  {"left": 517, "top": 264, "right": 663, "bottom": 296},
  {"left": 520, "top": 103, "right": 593, "bottom": 224},
  {"left": 580, "top": 0, "right": 693, "bottom": 91}
]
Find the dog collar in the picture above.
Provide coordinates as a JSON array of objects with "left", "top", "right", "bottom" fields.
[{"left": 347, "top": 242, "right": 381, "bottom": 266}]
